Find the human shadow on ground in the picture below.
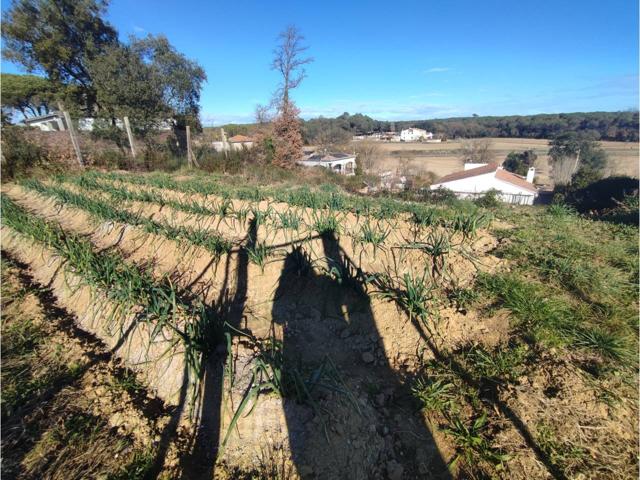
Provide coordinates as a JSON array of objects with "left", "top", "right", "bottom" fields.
[
  {"left": 176, "top": 218, "right": 257, "bottom": 479},
  {"left": 271, "top": 232, "right": 452, "bottom": 479}
]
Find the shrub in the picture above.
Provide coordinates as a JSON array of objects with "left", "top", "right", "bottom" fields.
[
  {"left": 562, "top": 176, "right": 638, "bottom": 213},
  {"left": 1, "top": 127, "right": 45, "bottom": 180},
  {"left": 474, "top": 189, "right": 501, "bottom": 208},
  {"left": 92, "top": 150, "right": 131, "bottom": 170}
]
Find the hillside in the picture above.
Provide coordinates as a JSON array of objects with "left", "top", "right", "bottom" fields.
[{"left": 1, "top": 171, "right": 637, "bottom": 479}]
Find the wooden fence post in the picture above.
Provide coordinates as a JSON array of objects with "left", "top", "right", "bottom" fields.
[
  {"left": 186, "top": 125, "right": 200, "bottom": 168},
  {"left": 123, "top": 116, "right": 136, "bottom": 158},
  {"left": 186, "top": 125, "right": 193, "bottom": 168},
  {"left": 62, "top": 110, "right": 84, "bottom": 168}
]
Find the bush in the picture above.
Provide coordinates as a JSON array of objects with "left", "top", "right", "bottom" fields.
[
  {"left": 566, "top": 176, "right": 638, "bottom": 213},
  {"left": 1, "top": 127, "right": 45, "bottom": 180},
  {"left": 92, "top": 150, "right": 131, "bottom": 170},
  {"left": 474, "top": 189, "right": 501, "bottom": 208}
]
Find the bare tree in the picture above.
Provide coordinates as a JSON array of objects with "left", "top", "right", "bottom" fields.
[
  {"left": 460, "top": 138, "right": 494, "bottom": 165},
  {"left": 270, "top": 25, "right": 313, "bottom": 168},
  {"left": 271, "top": 25, "right": 313, "bottom": 108},
  {"left": 353, "top": 141, "right": 381, "bottom": 172}
]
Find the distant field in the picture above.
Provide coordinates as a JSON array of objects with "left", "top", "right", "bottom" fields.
[{"left": 358, "top": 137, "right": 639, "bottom": 185}]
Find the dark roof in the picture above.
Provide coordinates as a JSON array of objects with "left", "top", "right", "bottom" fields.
[
  {"left": 304, "top": 152, "right": 355, "bottom": 163},
  {"left": 23, "top": 112, "right": 61, "bottom": 123},
  {"left": 434, "top": 163, "right": 500, "bottom": 184},
  {"left": 434, "top": 163, "right": 537, "bottom": 193}
]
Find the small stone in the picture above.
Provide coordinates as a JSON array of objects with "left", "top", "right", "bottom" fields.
[
  {"left": 362, "top": 352, "right": 375, "bottom": 363},
  {"left": 340, "top": 329, "right": 351, "bottom": 339},
  {"left": 375, "top": 393, "right": 386, "bottom": 406}
]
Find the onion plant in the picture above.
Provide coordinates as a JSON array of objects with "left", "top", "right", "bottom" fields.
[{"left": 2, "top": 194, "right": 224, "bottom": 406}]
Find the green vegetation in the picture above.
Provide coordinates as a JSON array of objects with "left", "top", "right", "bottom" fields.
[
  {"left": 299, "top": 111, "right": 639, "bottom": 142},
  {"left": 2, "top": 194, "right": 224, "bottom": 400},
  {"left": 21, "top": 178, "right": 232, "bottom": 257},
  {"left": 2, "top": 168, "right": 636, "bottom": 480},
  {"left": 1, "top": 255, "right": 157, "bottom": 480}
]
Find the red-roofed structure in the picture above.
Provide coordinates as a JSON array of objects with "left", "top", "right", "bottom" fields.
[{"left": 431, "top": 163, "right": 538, "bottom": 205}]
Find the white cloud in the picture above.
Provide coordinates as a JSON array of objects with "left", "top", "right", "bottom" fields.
[
  {"left": 133, "top": 25, "right": 146, "bottom": 33},
  {"left": 201, "top": 112, "right": 255, "bottom": 126},
  {"left": 424, "top": 67, "right": 451, "bottom": 73},
  {"left": 298, "top": 100, "right": 461, "bottom": 121}
]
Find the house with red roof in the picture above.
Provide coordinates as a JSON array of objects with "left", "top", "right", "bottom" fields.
[
  {"left": 430, "top": 163, "right": 538, "bottom": 205},
  {"left": 227, "top": 134, "right": 254, "bottom": 150}
]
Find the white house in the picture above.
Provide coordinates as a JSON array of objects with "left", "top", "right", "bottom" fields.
[
  {"left": 22, "top": 112, "right": 66, "bottom": 131},
  {"left": 22, "top": 113, "right": 172, "bottom": 132},
  {"left": 400, "top": 128, "right": 433, "bottom": 142},
  {"left": 430, "top": 162, "right": 538, "bottom": 205},
  {"left": 298, "top": 151, "right": 356, "bottom": 176}
]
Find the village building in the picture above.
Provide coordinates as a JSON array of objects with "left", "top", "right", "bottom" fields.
[
  {"left": 22, "top": 113, "right": 172, "bottom": 132},
  {"left": 22, "top": 112, "right": 66, "bottom": 131},
  {"left": 400, "top": 128, "right": 433, "bottom": 142},
  {"left": 227, "top": 134, "right": 254, "bottom": 150},
  {"left": 430, "top": 162, "right": 538, "bottom": 205},
  {"left": 298, "top": 151, "right": 357, "bottom": 175}
]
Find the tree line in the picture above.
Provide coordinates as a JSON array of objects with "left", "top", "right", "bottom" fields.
[{"left": 298, "top": 111, "right": 638, "bottom": 144}]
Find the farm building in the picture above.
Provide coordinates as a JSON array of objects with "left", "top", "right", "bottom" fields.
[
  {"left": 400, "top": 128, "right": 433, "bottom": 142},
  {"left": 22, "top": 112, "right": 66, "bottom": 131},
  {"left": 298, "top": 151, "right": 357, "bottom": 175},
  {"left": 430, "top": 162, "right": 538, "bottom": 205},
  {"left": 227, "top": 134, "right": 254, "bottom": 150}
]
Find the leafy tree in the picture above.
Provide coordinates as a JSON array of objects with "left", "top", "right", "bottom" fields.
[
  {"left": 131, "top": 35, "right": 206, "bottom": 129},
  {"left": 503, "top": 149, "right": 537, "bottom": 176},
  {"left": 2, "top": 0, "right": 118, "bottom": 112},
  {"left": 88, "top": 43, "right": 166, "bottom": 135},
  {"left": 570, "top": 165, "right": 603, "bottom": 190},
  {"left": 1, "top": 73, "right": 58, "bottom": 120}
]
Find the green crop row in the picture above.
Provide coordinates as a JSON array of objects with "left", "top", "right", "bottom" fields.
[
  {"left": 1, "top": 194, "right": 224, "bottom": 402},
  {"left": 71, "top": 171, "right": 492, "bottom": 236},
  {"left": 20, "top": 179, "right": 232, "bottom": 258}
]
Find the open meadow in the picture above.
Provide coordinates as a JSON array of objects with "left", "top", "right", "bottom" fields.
[
  {"left": 363, "top": 138, "right": 639, "bottom": 185},
  {"left": 1, "top": 170, "right": 637, "bottom": 479}
]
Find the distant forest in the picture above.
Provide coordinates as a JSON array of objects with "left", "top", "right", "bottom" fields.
[
  {"left": 308, "top": 111, "right": 639, "bottom": 142},
  {"left": 214, "top": 110, "right": 639, "bottom": 144}
]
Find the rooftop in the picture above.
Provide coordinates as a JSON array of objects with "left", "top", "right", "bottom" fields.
[
  {"left": 433, "top": 163, "right": 537, "bottom": 192},
  {"left": 228, "top": 134, "right": 254, "bottom": 143},
  {"left": 303, "top": 152, "right": 356, "bottom": 163}
]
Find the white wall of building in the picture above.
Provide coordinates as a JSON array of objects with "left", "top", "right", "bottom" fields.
[
  {"left": 431, "top": 173, "right": 536, "bottom": 205},
  {"left": 298, "top": 157, "right": 356, "bottom": 175},
  {"left": 400, "top": 128, "right": 433, "bottom": 142}
]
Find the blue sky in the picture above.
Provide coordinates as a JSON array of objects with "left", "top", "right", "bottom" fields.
[{"left": 2, "top": 0, "right": 638, "bottom": 125}]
